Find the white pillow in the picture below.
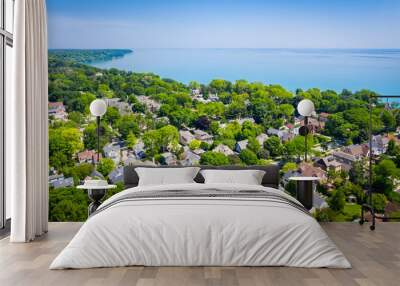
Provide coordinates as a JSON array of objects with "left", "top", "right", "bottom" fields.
[
  {"left": 136, "top": 167, "right": 200, "bottom": 186},
  {"left": 200, "top": 169, "right": 265, "bottom": 185}
]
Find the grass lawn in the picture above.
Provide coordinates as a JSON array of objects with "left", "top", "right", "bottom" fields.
[{"left": 334, "top": 204, "right": 361, "bottom": 222}]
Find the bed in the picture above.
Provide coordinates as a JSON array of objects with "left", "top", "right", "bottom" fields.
[{"left": 50, "top": 165, "right": 351, "bottom": 269}]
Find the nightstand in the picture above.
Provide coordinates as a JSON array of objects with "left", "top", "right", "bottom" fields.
[
  {"left": 77, "top": 184, "right": 116, "bottom": 216},
  {"left": 288, "top": 177, "right": 320, "bottom": 210}
]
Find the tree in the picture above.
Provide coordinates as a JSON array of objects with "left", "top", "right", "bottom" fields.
[
  {"left": 200, "top": 151, "right": 229, "bottom": 166},
  {"left": 49, "top": 127, "right": 83, "bottom": 169},
  {"left": 210, "top": 121, "right": 220, "bottom": 135},
  {"left": 98, "top": 83, "right": 114, "bottom": 98},
  {"left": 247, "top": 137, "right": 261, "bottom": 153},
  {"left": 339, "top": 182, "right": 365, "bottom": 204},
  {"left": 194, "top": 115, "right": 211, "bottom": 130},
  {"left": 143, "top": 125, "right": 179, "bottom": 157},
  {"left": 225, "top": 98, "right": 247, "bottom": 119},
  {"left": 284, "top": 135, "right": 313, "bottom": 159},
  {"left": 239, "top": 121, "right": 262, "bottom": 140},
  {"left": 63, "top": 163, "right": 94, "bottom": 184},
  {"left": 97, "top": 158, "right": 115, "bottom": 177},
  {"left": 197, "top": 102, "right": 225, "bottom": 118},
  {"left": 103, "top": 106, "right": 120, "bottom": 126},
  {"left": 371, "top": 193, "right": 388, "bottom": 213},
  {"left": 209, "top": 79, "right": 231, "bottom": 93},
  {"left": 188, "top": 81, "right": 201, "bottom": 90},
  {"left": 83, "top": 122, "right": 113, "bottom": 150},
  {"left": 239, "top": 149, "right": 258, "bottom": 165},
  {"left": 278, "top": 104, "right": 295, "bottom": 120},
  {"left": 116, "top": 115, "right": 140, "bottom": 139},
  {"left": 349, "top": 161, "right": 367, "bottom": 187},
  {"left": 373, "top": 159, "right": 400, "bottom": 195},
  {"left": 68, "top": 111, "right": 85, "bottom": 125},
  {"left": 189, "top": 139, "right": 201, "bottom": 150},
  {"left": 264, "top": 136, "right": 283, "bottom": 157},
  {"left": 49, "top": 187, "right": 88, "bottom": 222},
  {"left": 328, "top": 189, "right": 346, "bottom": 212},
  {"left": 126, "top": 133, "right": 137, "bottom": 148},
  {"left": 381, "top": 109, "right": 396, "bottom": 132},
  {"left": 282, "top": 162, "right": 297, "bottom": 173},
  {"left": 228, "top": 154, "right": 242, "bottom": 165},
  {"left": 387, "top": 140, "right": 400, "bottom": 156}
]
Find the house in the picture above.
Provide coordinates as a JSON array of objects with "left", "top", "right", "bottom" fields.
[
  {"left": 231, "top": 118, "right": 255, "bottom": 125},
  {"left": 191, "top": 89, "right": 201, "bottom": 96},
  {"left": 213, "top": 144, "right": 235, "bottom": 156},
  {"left": 136, "top": 95, "right": 161, "bottom": 112},
  {"left": 208, "top": 93, "right": 219, "bottom": 102},
  {"left": 108, "top": 167, "right": 124, "bottom": 184},
  {"left": 193, "top": 129, "right": 213, "bottom": 144},
  {"left": 160, "top": 152, "right": 177, "bottom": 165},
  {"left": 316, "top": 155, "right": 349, "bottom": 172},
  {"left": 301, "top": 117, "right": 325, "bottom": 133},
  {"left": 235, "top": 140, "right": 248, "bottom": 153},
  {"left": 298, "top": 162, "right": 327, "bottom": 181},
  {"left": 179, "top": 130, "right": 195, "bottom": 145},
  {"left": 342, "top": 144, "right": 369, "bottom": 159},
  {"left": 132, "top": 140, "right": 146, "bottom": 160},
  {"left": 48, "top": 102, "right": 68, "bottom": 121},
  {"left": 267, "top": 128, "right": 280, "bottom": 136},
  {"left": 192, "top": 148, "right": 205, "bottom": 156},
  {"left": 256, "top": 133, "right": 268, "bottom": 146},
  {"left": 312, "top": 191, "right": 328, "bottom": 210},
  {"left": 77, "top": 150, "right": 101, "bottom": 164},
  {"left": 181, "top": 150, "right": 201, "bottom": 166},
  {"left": 103, "top": 143, "right": 121, "bottom": 165},
  {"left": 124, "top": 159, "right": 156, "bottom": 166},
  {"left": 267, "top": 128, "right": 293, "bottom": 142},
  {"left": 105, "top": 98, "right": 132, "bottom": 115},
  {"left": 372, "top": 135, "right": 390, "bottom": 155},
  {"left": 279, "top": 130, "right": 294, "bottom": 142},
  {"left": 333, "top": 151, "right": 357, "bottom": 166},
  {"left": 294, "top": 117, "right": 302, "bottom": 126},
  {"left": 319, "top": 112, "right": 330, "bottom": 122},
  {"left": 48, "top": 174, "right": 74, "bottom": 189},
  {"left": 123, "top": 155, "right": 140, "bottom": 166},
  {"left": 156, "top": 116, "right": 170, "bottom": 125}
]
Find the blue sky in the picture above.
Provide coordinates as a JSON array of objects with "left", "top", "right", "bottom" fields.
[{"left": 47, "top": 0, "right": 400, "bottom": 49}]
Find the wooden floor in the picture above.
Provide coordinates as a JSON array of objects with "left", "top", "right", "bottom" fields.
[{"left": 0, "top": 222, "right": 399, "bottom": 286}]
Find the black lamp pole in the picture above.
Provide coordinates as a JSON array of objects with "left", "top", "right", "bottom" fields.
[
  {"left": 97, "top": 116, "right": 101, "bottom": 163},
  {"left": 304, "top": 116, "right": 309, "bottom": 162},
  {"left": 360, "top": 94, "right": 400, "bottom": 230}
]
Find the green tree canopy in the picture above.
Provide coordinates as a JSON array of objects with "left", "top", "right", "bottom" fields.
[
  {"left": 239, "top": 149, "right": 258, "bottom": 165},
  {"left": 97, "top": 158, "right": 115, "bottom": 177},
  {"left": 49, "top": 127, "right": 83, "bottom": 170},
  {"left": 200, "top": 151, "right": 229, "bottom": 166}
]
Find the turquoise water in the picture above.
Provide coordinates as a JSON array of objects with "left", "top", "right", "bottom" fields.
[{"left": 92, "top": 49, "right": 400, "bottom": 95}]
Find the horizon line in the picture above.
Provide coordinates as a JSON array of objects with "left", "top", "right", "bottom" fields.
[{"left": 48, "top": 47, "right": 400, "bottom": 50}]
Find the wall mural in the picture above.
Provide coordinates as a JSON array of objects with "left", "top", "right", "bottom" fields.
[{"left": 47, "top": 1, "right": 400, "bottom": 222}]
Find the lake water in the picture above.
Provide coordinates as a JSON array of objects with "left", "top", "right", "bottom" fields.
[{"left": 92, "top": 48, "right": 400, "bottom": 95}]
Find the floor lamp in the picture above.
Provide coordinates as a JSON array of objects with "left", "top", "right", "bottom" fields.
[
  {"left": 360, "top": 95, "right": 400, "bottom": 230},
  {"left": 297, "top": 99, "right": 315, "bottom": 162},
  {"left": 89, "top": 99, "right": 107, "bottom": 176}
]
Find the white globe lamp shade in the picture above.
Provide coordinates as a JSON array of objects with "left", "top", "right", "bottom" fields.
[
  {"left": 297, "top": 99, "right": 315, "bottom": 117},
  {"left": 90, "top": 99, "right": 107, "bottom": 117}
]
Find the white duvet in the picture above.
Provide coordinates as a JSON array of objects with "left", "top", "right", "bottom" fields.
[{"left": 50, "top": 183, "right": 351, "bottom": 269}]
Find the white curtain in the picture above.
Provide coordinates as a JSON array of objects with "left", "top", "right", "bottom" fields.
[{"left": 8, "top": 0, "right": 48, "bottom": 242}]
